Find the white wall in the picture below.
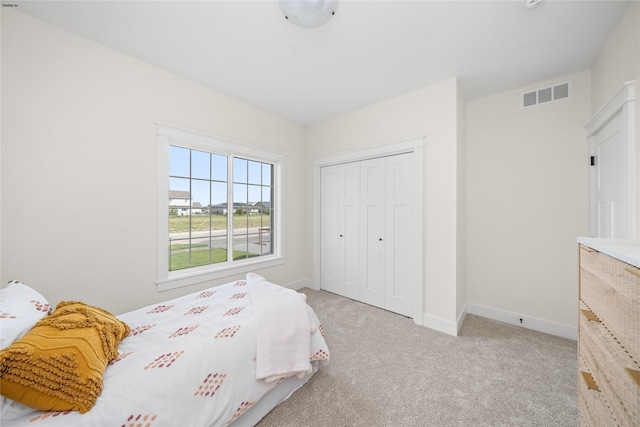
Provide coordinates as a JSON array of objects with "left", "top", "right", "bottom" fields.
[
  {"left": 466, "top": 70, "right": 591, "bottom": 338},
  {"left": 590, "top": 1, "right": 640, "bottom": 239},
  {"left": 2, "top": 5, "right": 635, "bottom": 340},
  {"left": 590, "top": 1, "right": 640, "bottom": 115},
  {"left": 306, "top": 78, "right": 464, "bottom": 333},
  {"left": 1, "top": 10, "right": 308, "bottom": 314}
]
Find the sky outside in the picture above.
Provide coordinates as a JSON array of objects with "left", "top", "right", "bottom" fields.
[{"left": 169, "top": 145, "right": 272, "bottom": 207}]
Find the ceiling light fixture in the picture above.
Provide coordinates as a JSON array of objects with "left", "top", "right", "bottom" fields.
[
  {"left": 523, "top": 0, "right": 545, "bottom": 9},
  {"left": 278, "top": 0, "right": 338, "bottom": 28}
]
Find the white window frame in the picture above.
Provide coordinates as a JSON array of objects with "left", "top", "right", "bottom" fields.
[{"left": 156, "top": 123, "right": 286, "bottom": 292}]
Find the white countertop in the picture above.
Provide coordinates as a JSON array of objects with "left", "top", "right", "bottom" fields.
[{"left": 577, "top": 237, "right": 640, "bottom": 268}]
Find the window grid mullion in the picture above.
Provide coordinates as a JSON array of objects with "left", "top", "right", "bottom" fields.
[
  {"left": 188, "top": 149, "right": 193, "bottom": 268},
  {"left": 245, "top": 163, "right": 249, "bottom": 260},
  {"left": 227, "top": 156, "right": 234, "bottom": 264},
  {"left": 207, "top": 153, "right": 212, "bottom": 266}
]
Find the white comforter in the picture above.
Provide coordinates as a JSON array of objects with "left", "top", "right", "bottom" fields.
[{"left": 2, "top": 275, "right": 330, "bottom": 427}]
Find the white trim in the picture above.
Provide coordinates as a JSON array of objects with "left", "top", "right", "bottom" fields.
[
  {"left": 285, "top": 278, "right": 313, "bottom": 291},
  {"left": 157, "top": 133, "right": 171, "bottom": 282},
  {"left": 586, "top": 81, "right": 636, "bottom": 137},
  {"left": 156, "top": 123, "right": 287, "bottom": 291},
  {"left": 156, "top": 122, "right": 286, "bottom": 163},
  {"left": 412, "top": 145, "right": 424, "bottom": 326},
  {"left": 312, "top": 135, "right": 425, "bottom": 326},
  {"left": 586, "top": 80, "right": 637, "bottom": 239},
  {"left": 157, "top": 256, "right": 286, "bottom": 292},
  {"left": 422, "top": 313, "right": 458, "bottom": 336},
  {"left": 465, "top": 303, "right": 577, "bottom": 340},
  {"left": 456, "top": 309, "right": 467, "bottom": 335},
  {"left": 312, "top": 135, "right": 425, "bottom": 167}
]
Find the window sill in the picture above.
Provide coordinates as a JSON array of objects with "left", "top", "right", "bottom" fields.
[{"left": 156, "top": 255, "right": 286, "bottom": 292}]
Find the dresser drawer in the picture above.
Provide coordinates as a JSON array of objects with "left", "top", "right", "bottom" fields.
[
  {"left": 578, "top": 356, "right": 618, "bottom": 427},
  {"left": 579, "top": 302, "right": 639, "bottom": 426},
  {"left": 579, "top": 245, "right": 640, "bottom": 362}
]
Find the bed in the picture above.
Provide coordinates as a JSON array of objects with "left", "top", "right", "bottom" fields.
[{"left": 0, "top": 273, "right": 330, "bottom": 426}]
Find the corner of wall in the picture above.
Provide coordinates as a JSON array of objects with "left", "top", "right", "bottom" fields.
[
  {"left": 423, "top": 312, "right": 460, "bottom": 337},
  {"left": 456, "top": 78, "right": 468, "bottom": 322}
]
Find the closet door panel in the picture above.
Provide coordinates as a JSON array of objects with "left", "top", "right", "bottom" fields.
[
  {"left": 320, "top": 165, "right": 340, "bottom": 294},
  {"left": 385, "top": 153, "right": 413, "bottom": 316},
  {"left": 360, "top": 157, "right": 385, "bottom": 309},
  {"left": 340, "top": 162, "right": 361, "bottom": 300}
]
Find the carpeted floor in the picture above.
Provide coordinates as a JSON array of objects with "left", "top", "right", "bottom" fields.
[{"left": 257, "top": 288, "right": 578, "bottom": 427}]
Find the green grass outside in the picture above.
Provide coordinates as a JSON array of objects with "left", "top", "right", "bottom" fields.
[
  {"left": 170, "top": 243, "right": 208, "bottom": 250},
  {"left": 169, "top": 214, "right": 270, "bottom": 233},
  {"left": 169, "top": 247, "right": 258, "bottom": 270}
]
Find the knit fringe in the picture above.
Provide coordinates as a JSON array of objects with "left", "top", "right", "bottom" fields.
[
  {"left": 0, "top": 346, "right": 102, "bottom": 411},
  {"left": 36, "top": 301, "right": 130, "bottom": 360}
]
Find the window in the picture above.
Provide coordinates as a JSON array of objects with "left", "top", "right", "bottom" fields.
[{"left": 157, "top": 124, "right": 285, "bottom": 291}]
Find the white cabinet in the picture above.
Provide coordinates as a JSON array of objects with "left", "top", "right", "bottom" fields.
[{"left": 320, "top": 153, "right": 414, "bottom": 317}]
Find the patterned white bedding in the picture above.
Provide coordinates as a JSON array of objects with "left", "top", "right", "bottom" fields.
[{"left": 2, "top": 276, "right": 330, "bottom": 427}]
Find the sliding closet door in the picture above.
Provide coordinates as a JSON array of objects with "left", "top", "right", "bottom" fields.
[
  {"left": 359, "top": 157, "right": 386, "bottom": 308},
  {"left": 384, "top": 153, "right": 413, "bottom": 316}
]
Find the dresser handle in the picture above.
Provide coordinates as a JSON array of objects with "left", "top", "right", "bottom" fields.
[
  {"left": 580, "top": 309, "right": 601, "bottom": 322},
  {"left": 627, "top": 368, "right": 640, "bottom": 387},
  {"left": 580, "top": 245, "right": 597, "bottom": 253},
  {"left": 625, "top": 267, "right": 640, "bottom": 278},
  {"left": 580, "top": 371, "right": 600, "bottom": 391}
]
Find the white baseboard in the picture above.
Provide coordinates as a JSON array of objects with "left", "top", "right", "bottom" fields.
[
  {"left": 456, "top": 309, "right": 467, "bottom": 335},
  {"left": 421, "top": 310, "right": 469, "bottom": 337},
  {"left": 422, "top": 313, "right": 459, "bottom": 336},
  {"left": 289, "top": 281, "right": 576, "bottom": 341},
  {"left": 285, "top": 278, "right": 314, "bottom": 291},
  {"left": 465, "top": 303, "right": 577, "bottom": 340}
]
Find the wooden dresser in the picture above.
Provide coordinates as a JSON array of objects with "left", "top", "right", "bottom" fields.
[{"left": 578, "top": 238, "right": 640, "bottom": 426}]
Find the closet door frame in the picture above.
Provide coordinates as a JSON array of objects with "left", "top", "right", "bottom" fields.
[
  {"left": 312, "top": 136, "right": 425, "bottom": 326},
  {"left": 586, "top": 80, "right": 637, "bottom": 239}
]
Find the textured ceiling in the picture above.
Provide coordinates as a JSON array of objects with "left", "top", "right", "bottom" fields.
[{"left": 15, "top": 0, "right": 630, "bottom": 125}]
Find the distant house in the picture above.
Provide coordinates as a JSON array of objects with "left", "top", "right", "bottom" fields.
[
  {"left": 169, "top": 190, "right": 203, "bottom": 215},
  {"left": 207, "top": 203, "right": 228, "bottom": 215},
  {"left": 248, "top": 201, "right": 271, "bottom": 215}
]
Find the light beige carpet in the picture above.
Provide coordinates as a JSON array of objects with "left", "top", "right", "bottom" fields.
[{"left": 258, "top": 288, "right": 577, "bottom": 427}]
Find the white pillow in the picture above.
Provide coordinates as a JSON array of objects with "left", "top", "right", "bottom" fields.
[
  {"left": 1, "top": 398, "right": 36, "bottom": 422},
  {"left": 1, "top": 280, "right": 51, "bottom": 349},
  {"left": 1, "top": 280, "right": 50, "bottom": 421}
]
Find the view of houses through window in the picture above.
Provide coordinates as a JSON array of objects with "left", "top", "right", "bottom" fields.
[{"left": 169, "top": 145, "right": 273, "bottom": 271}]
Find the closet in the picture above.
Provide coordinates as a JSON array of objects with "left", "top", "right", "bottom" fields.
[{"left": 320, "top": 152, "right": 414, "bottom": 317}]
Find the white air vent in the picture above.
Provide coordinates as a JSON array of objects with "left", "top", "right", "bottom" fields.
[{"left": 522, "top": 81, "right": 571, "bottom": 108}]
